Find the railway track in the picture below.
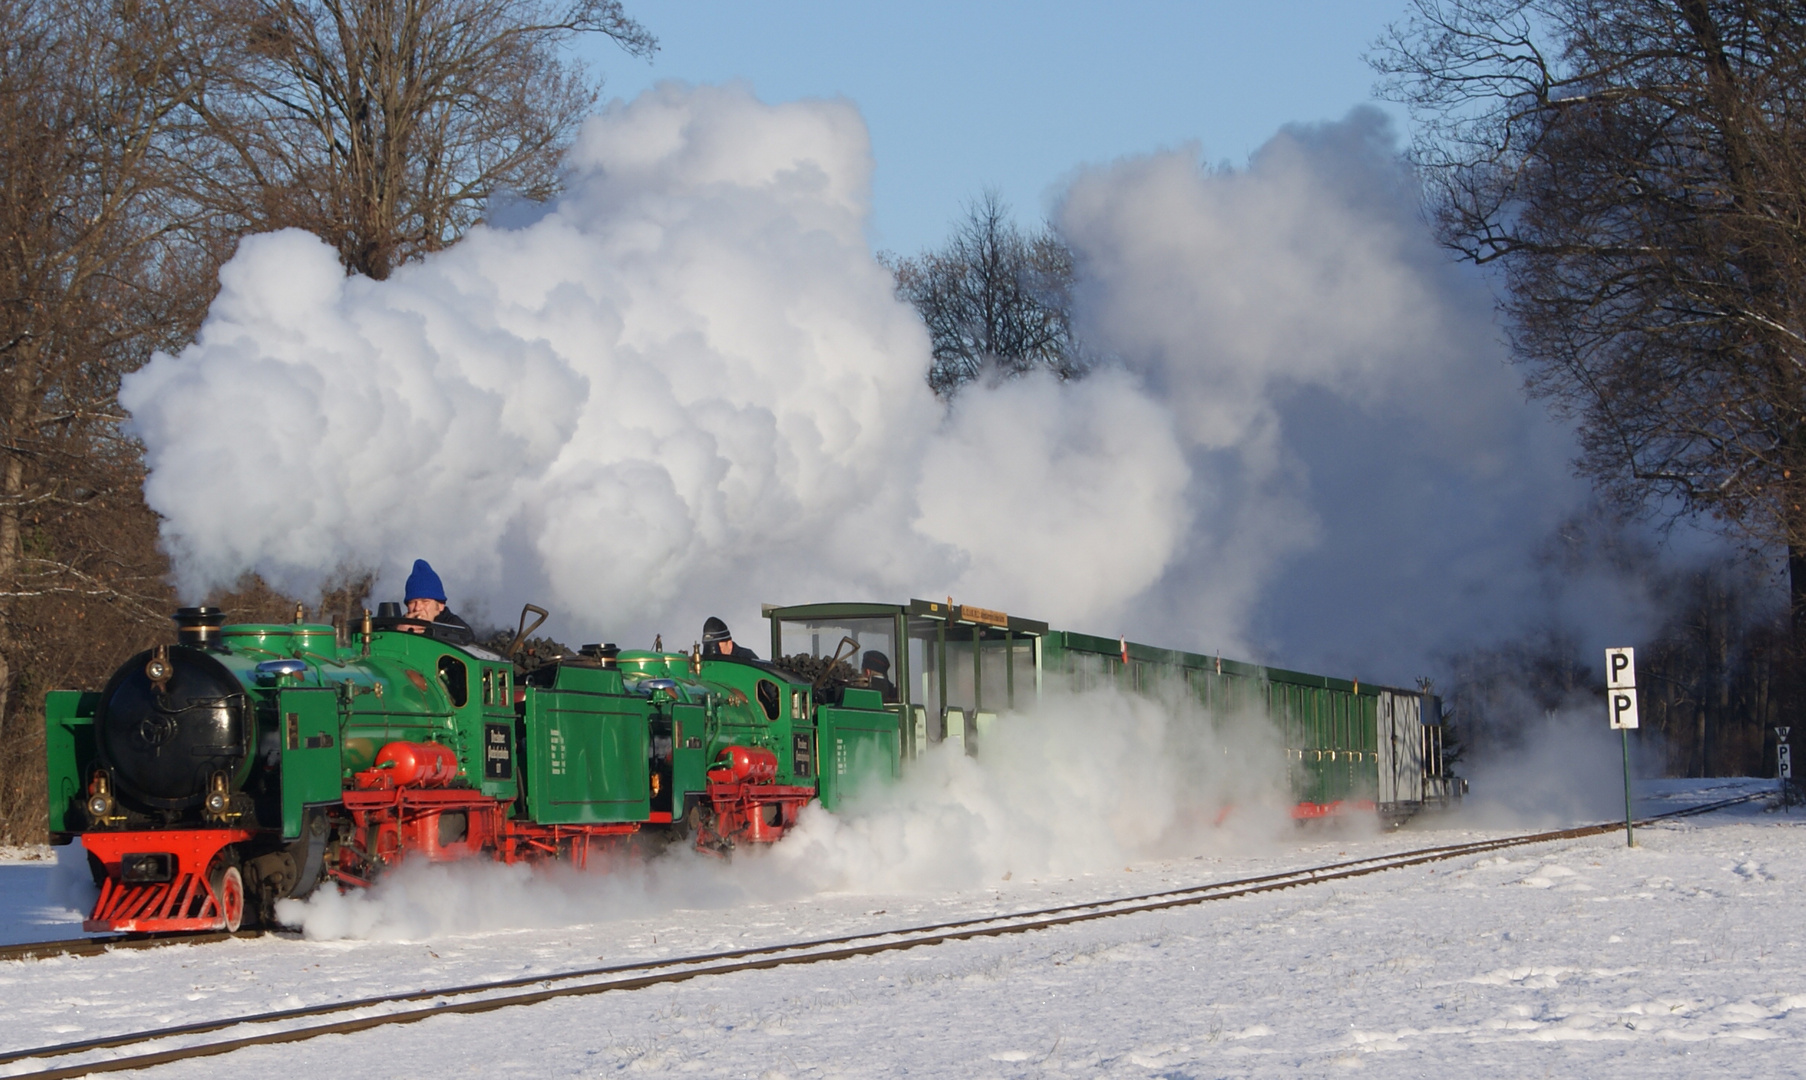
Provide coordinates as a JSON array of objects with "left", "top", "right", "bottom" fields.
[
  {"left": 0, "top": 929, "right": 269, "bottom": 965},
  {"left": 0, "top": 792, "right": 1763, "bottom": 1080}
]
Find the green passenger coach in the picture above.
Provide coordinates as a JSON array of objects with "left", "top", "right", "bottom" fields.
[{"left": 765, "top": 599, "right": 1463, "bottom": 823}]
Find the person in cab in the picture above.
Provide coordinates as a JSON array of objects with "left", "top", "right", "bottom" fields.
[
  {"left": 401, "top": 559, "right": 474, "bottom": 644},
  {"left": 861, "top": 651, "right": 898, "bottom": 703},
  {"left": 701, "top": 616, "right": 759, "bottom": 660}
]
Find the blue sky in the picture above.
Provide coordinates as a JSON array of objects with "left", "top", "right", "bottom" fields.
[{"left": 582, "top": 1, "right": 1417, "bottom": 255}]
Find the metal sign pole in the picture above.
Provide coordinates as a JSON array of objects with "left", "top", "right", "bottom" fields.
[
  {"left": 1621, "top": 727, "right": 1635, "bottom": 847},
  {"left": 1606, "top": 647, "right": 1638, "bottom": 848},
  {"left": 1777, "top": 727, "right": 1792, "bottom": 813}
]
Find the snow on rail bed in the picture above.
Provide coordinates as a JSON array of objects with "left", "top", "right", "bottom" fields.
[{"left": 0, "top": 777, "right": 1800, "bottom": 1078}]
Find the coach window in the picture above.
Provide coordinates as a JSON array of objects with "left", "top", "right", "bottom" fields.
[
  {"left": 906, "top": 616, "right": 944, "bottom": 740},
  {"left": 1009, "top": 636, "right": 1034, "bottom": 707},
  {"left": 979, "top": 636, "right": 1011, "bottom": 711},
  {"left": 1069, "top": 650, "right": 1109, "bottom": 692},
  {"left": 944, "top": 634, "right": 975, "bottom": 719}
]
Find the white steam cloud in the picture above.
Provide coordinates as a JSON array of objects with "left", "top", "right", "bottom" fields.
[
  {"left": 125, "top": 84, "right": 1647, "bottom": 683},
  {"left": 277, "top": 684, "right": 1289, "bottom": 940},
  {"left": 121, "top": 84, "right": 1190, "bottom": 642},
  {"left": 1055, "top": 109, "right": 1594, "bottom": 676},
  {"left": 1453, "top": 703, "right": 1638, "bottom": 827}
]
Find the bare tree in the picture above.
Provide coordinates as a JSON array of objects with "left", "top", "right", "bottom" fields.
[
  {"left": 0, "top": 0, "right": 224, "bottom": 838},
  {"left": 0, "top": 0, "right": 656, "bottom": 840},
  {"left": 890, "top": 192, "right": 1088, "bottom": 397},
  {"left": 191, "top": 0, "right": 655, "bottom": 279},
  {"left": 1374, "top": 2, "right": 1806, "bottom": 636}
]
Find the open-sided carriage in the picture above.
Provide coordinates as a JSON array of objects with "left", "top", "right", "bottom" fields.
[{"left": 767, "top": 600, "right": 1463, "bottom": 824}]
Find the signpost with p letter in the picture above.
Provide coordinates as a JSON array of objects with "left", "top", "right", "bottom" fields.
[
  {"left": 1606, "top": 647, "right": 1637, "bottom": 847},
  {"left": 1778, "top": 727, "right": 1792, "bottom": 812}
]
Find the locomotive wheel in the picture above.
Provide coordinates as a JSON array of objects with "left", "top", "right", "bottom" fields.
[
  {"left": 210, "top": 862, "right": 245, "bottom": 933},
  {"left": 688, "top": 802, "right": 732, "bottom": 855}
]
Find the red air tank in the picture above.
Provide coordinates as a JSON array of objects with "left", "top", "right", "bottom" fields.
[
  {"left": 712, "top": 745, "right": 778, "bottom": 784},
  {"left": 375, "top": 741, "right": 460, "bottom": 787}
]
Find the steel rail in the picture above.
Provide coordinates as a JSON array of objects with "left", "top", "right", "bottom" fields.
[
  {"left": 0, "top": 929, "right": 267, "bottom": 965},
  {"left": 0, "top": 792, "right": 1760, "bottom": 1080}
]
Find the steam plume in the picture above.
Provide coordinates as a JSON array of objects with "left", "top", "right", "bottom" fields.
[
  {"left": 121, "top": 84, "right": 1190, "bottom": 642},
  {"left": 126, "top": 88, "right": 1648, "bottom": 684}
]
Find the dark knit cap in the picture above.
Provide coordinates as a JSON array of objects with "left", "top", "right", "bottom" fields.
[
  {"left": 703, "top": 616, "right": 731, "bottom": 643},
  {"left": 404, "top": 559, "right": 447, "bottom": 603},
  {"left": 862, "top": 651, "right": 890, "bottom": 675}
]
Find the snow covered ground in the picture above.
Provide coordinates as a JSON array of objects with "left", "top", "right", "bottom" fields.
[{"left": 0, "top": 777, "right": 1798, "bottom": 1078}]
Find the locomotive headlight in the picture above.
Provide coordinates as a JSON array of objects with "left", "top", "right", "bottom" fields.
[
  {"left": 86, "top": 770, "right": 114, "bottom": 819},
  {"left": 203, "top": 770, "right": 232, "bottom": 817}
]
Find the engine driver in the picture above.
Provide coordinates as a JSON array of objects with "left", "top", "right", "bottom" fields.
[
  {"left": 701, "top": 616, "right": 759, "bottom": 660},
  {"left": 401, "top": 559, "right": 473, "bottom": 642}
]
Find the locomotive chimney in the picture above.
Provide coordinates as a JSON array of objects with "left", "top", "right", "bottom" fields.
[
  {"left": 171, "top": 606, "right": 224, "bottom": 646},
  {"left": 579, "top": 643, "right": 620, "bottom": 668}
]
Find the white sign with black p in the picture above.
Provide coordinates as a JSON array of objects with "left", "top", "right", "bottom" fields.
[
  {"left": 1606, "top": 647, "right": 1638, "bottom": 730},
  {"left": 1606, "top": 647, "right": 1636, "bottom": 689},
  {"left": 1609, "top": 687, "right": 1640, "bottom": 730}
]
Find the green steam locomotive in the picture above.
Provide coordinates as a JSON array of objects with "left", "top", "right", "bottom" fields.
[{"left": 45, "top": 597, "right": 1459, "bottom": 934}]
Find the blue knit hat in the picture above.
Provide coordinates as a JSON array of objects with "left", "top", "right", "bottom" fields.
[{"left": 404, "top": 559, "right": 447, "bottom": 603}]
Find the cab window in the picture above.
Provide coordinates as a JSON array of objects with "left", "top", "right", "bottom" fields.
[{"left": 438, "top": 656, "right": 469, "bottom": 707}]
